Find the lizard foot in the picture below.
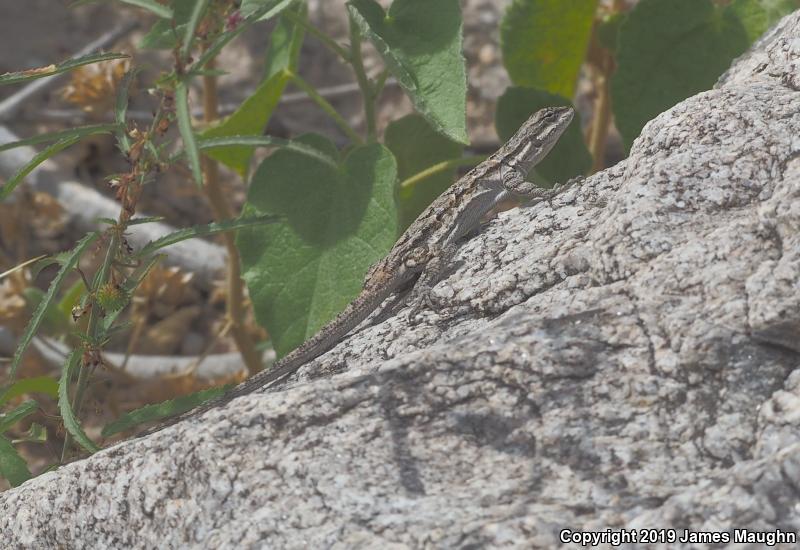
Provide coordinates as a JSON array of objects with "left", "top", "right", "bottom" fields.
[{"left": 406, "top": 290, "right": 445, "bottom": 325}]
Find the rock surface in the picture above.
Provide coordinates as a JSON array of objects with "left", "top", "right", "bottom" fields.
[{"left": 2, "top": 10, "right": 800, "bottom": 550}]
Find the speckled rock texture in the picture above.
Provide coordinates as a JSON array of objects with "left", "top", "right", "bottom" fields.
[{"left": 2, "top": 10, "right": 800, "bottom": 550}]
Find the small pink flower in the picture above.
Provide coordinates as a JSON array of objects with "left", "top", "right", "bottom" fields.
[{"left": 226, "top": 10, "right": 244, "bottom": 32}]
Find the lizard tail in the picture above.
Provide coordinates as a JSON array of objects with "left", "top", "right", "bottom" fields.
[{"left": 130, "top": 271, "right": 405, "bottom": 440}]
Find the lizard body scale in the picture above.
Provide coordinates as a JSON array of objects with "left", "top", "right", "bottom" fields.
[{"left": 135, "top": 106, "right": 575, "bottom": 438}]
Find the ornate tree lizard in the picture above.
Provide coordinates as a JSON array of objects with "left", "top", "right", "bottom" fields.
[{"left": 138, "top": 106, "right": 576, "bottom": 436}]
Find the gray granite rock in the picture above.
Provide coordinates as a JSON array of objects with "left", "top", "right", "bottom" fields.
[{"left": 2, "top": 9, "right": 799, "bottom": 550}]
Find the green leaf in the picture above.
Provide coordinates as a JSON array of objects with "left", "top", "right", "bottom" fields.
[
  {"left": 171, "top": 0, "right": 198, "bottom": 25},
  {"left": 181, "top": 0, "right": 211, "bottom": 59},
  {"left": 0, "top": 123, "right": 121, "bottom": 153},
  {"left": 728, "top": 0, "right": 798, "bottom": 42},
  {"left": 195, "top": 135, "right": 338, "bottom": 168},
  {"left": 135, "top": 214, "right": 281, "bottom": 258},
  {"left": 127, "top": 216, "right": 166, "bottom": 226},
  {"left": 348, "top": 0, "right": 468, "bottom": 143},
  {"left": 98, "top": 255, "right": 164, "bottom": 339},
  {"left": 238, "top": 135, "right": 398, "bottom": 356},
  {"left": 501, "top": 0, "right": 597, "bottom": 98},
  {"left": 190, "top": 68, "right": 229, "bottom": 78},
  {"left": 102, "top": 385, "right": 230, "bottom": 437},
  {"left": 199, "top": 67, "right": 287, "bottom": 174},
  {"left": 201, "top": 6, "right": 305, "bottom": 177},
  {"left": 0, "top": 401, "right": 36, "bottom": 431},
  {"left": 0, "top": 136, "right": 80, "bottom": 201},
  {"left": 191, "top": 0, "right": 299, "bottom": 69},
  {"left": 140, "top": 19, "right": 179, "bottom": 50},
  {"left": 0, "top": 435, "right": 31, "bottom": 487},
  {"left": 58, "top": 350, "right": 100, "bottom": 453},
  {"left": 122, "top": 256, "right": 162, "bottom": 296},
  {"left": 115, "top": 68, "right": 139, "bottom": 154},
  {"left": 728, "top": 0, "right": 770, "bottom": 42},
  {"left": 140, "top": 0, "right": 211, "bottom": 51},
  {"left": 496, "top": 87, "right": 591, "bottom": 184},
  {"left": 0, "top": 377, "right": 59, "bottom": 408},
  {"left": 12, "top": 422, "right": 47, "bottom": 444},
  {"left": 241, "top": 0, "right": 298, "bottom": 21},
  {"left": 117, "top": 0, "right": 173, "bottom": 18},
  {"left": 264, "top": 4, "right": 306, "bottom": 79},
  {"left": 385, "top": 114, "right": 463, "bottom": 231},
  {"left": 28, "top": 257, "right": 61, "bottom": 282},
  {"left": 0, "top": 52, "right": 129, "bottom": 86},
  {"left": 0, "top": 401, "right": 38, "bottom": 434},
  {"left": 175, "top": 80, "right": 203, "bottom": 186},
  {"left": 23, "top": 287, "right": 71, "bottom": 335},
  {"left": 9, "top": 233, "right": 98, "bottom": 380},
  {"left": 759, "top": 0, "right": 800, "bottom": 24},
  {"left": 610, "top": 0, "right": 753, "bottom": 151}
]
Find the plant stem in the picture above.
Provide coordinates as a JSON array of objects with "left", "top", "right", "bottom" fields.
[
  {"left": 61, "top": 232, "right": 118, "bottom": 462},
  {"left": 283, "top": 9, "right": 350, "bottom": 63},
  {"left": 587, "top": 25, "right": 615, "bottom": 174},
  {"left": 348, "top": 14, "right": 376, "bottom": 142},
  {"left": 60, "top": 97, "right": 158, "bottom": 458},
  {"left": 399, "top": 155, "right": 485, "bottom": 191},
  {"left": 588, "top": 70, "right": 611, "bottom": 174},
  {"left": 372, "top": 70, "right": 389, "bottom": 99},
  {"left": 289, "top": 71, "right": 363, "bottom": 145},
  {"left": 200, "top": 53, "right": 262, "bottom": 375}
]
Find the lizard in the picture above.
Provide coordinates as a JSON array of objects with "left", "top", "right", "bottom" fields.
[{"left": 135, "top": 106, "right": 576, "bottom": 438}]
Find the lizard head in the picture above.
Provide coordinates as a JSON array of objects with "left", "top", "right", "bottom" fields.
[
  {"left": 518, "top": 106, "right": 574, "bottom": 138},
  {"left": 505, "top": 106, "right": 575, "bottom": 170}
]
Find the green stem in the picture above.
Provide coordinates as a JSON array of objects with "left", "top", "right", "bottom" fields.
[
  {"left": 289, "top": 71, "right": 363, "bottom": 145},
  {"left": 60, "top": 232, "right": 118, "bottom": 461},
  {"left": 200, "top": 51, "right": 262, "bottom": 376},
  {"left": 283, "top": 10, "right": 350, "bottom": 63},
  {"left": 59, "top": 94, "right": 165, "bottom": 460},
  {"left": 348, "top": 14, "right": 376, "bottom": 142},
  {"left": 399, "top": 155, "right": 485, "bottom": 191},
  {"left": 373, "top": 70, "right": 389, "bottom": 99}
]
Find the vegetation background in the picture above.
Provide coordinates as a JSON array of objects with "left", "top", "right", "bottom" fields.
[{"left": 0, "top": 0, "right": 796, "bottom": 489}]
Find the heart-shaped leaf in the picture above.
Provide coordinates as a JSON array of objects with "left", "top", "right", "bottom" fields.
[
  {"left": 385, "top": 114, "right": 464, "bottom": 230},
  {"left": 0, "top": 435, "right": 31, "bottom": 487},
  {"left": 237, "top": 135, "right": 398, "bottom": 356},
  {"left": 348, "top": 0, "right": 468, "bottom": 144},
  {"left": 202, "top": 5, "right": 306, "bottom": 177},
  {"left": 501, "top": 0, "right": 597, "bottom": 98},
  {"left": 611, "top": 0, "right": 753, "bottom": 150}
]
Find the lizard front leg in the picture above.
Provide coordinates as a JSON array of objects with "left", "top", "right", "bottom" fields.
[
  {"left": 404, "top": 187, "right": 507, "bottom": 323},
  {"left": 501, "top": 160, "right": 583, "bottom": 202},
  {"left": 501, "top": 159, "right": 554, "bottom": 199}
]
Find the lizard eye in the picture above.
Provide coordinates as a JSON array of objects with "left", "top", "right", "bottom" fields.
[{"left": 404, "top": 246, "right": 428, "bottom": 269}]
